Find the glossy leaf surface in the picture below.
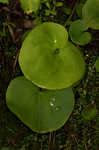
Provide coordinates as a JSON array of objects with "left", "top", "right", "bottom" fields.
[
  {"left": 69, "top": 20, "right": 91, "bottom": 45},
  {"left": 19, "top": 22, "right": 85, "bottom": 90},
  {"left": 82, "top": 0, "right": 99, "bottom": 29},
  {"left": 20, "top": 0, "right": 40, "bottom": 13},
  {"left": 6, "top": 76, "right": 74, "bottom": 133}
]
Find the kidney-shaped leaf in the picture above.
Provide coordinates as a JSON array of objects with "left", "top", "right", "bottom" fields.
[
  {"left": 6, "top": 76, "right": 74, "bottom": 133},
  {"left": 20, "top": 0, "right": 40, "bottom": 13},
  {"left": 82, "top": 0, "right": 99, "bottom": 29},
  {"left": 69, "top": 20, "right": 91, "bottom": 45},
  {"left": 19, "top": 22, "right": 85, "bottom": 90}
]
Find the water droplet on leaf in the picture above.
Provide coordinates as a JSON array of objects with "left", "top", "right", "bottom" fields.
[
  {"left": 55, "top": 106, "right": 61, "bottom": 111},
  {"left": 50, "top": 101, "right": 54, "bottom": 107},
  {"left": 54, "top": 40, "right": 57, "bottom": 43},
  {"left": 50, "top": 97, "right": 56, "bottom": 108}
]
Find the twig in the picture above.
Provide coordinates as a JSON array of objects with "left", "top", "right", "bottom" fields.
[
  {"left": 13, "top": 49, "right": 20, "bottom": 73},
  {"left": 48, "top": 132, "right": 56, "bottom": 150},
  {"left": 72, "top": 134, "right": 79, "bottom": 146},
  {"left": 48, "top": 132, "right": 52, "bottom": 150},
  {"left": 85, "top": 143, "right": 88, "bottom": 150},
  {"left": 8, "top": 24, "right": 16, "bottom": 44}
]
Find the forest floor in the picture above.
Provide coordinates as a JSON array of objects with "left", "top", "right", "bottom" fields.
[{"left": 0, "top": 0, "right": 99, "bottom": 150}]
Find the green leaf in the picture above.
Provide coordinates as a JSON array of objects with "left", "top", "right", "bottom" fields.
[
  {"left": 19, "top": 22, "right": 85, "bottom": 90},
  {"left": 20, "top": 0, "right": 40, "bottom": 13},
  {"left": 69, "top": 20, "right": 92, "bottom": 46},
  {"left": 45, "top": 10, "right": 57, "bottom": 16},
  {"left": 95, "top": 58, "right": 99, "bottom": 72},
  {"left": 82, "top": 0, "right": 99, "bottom": 29},
  {"left": 0, "top": 0, "right": 9, "bottom": 4},
  {"left": 6, "top": 76, "right": 74, "bottom": 133},
  {"left": 55, "top": 2, "right": 63, "bottom": 7}
]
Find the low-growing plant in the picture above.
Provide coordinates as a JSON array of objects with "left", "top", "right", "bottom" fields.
[
  {"left": 6, "top": 76, "right": 74, "bottom": 133},
  {"left": 0, "top": 0, "right": 40, "bottom": 14},
  {"left": 82, "top": 0, "right": 99, "bottom": 30},
  {"left": 69, "top": 19, "right": 91, "bottom": 45},
  {"left": 19, "top": 22, "right": 85, "bottom": 90},
  {"left": 5, "top": 0, "right": 99, "bottom": 133},
  {"left": 20, "top": 0, "right": 40, "bottom": 14},
  {"left": 6, "top": 22, "right": 85, "bottom": 133},
  {"left": 69, "top": 0, "right": 99, "bottom": 45}
]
